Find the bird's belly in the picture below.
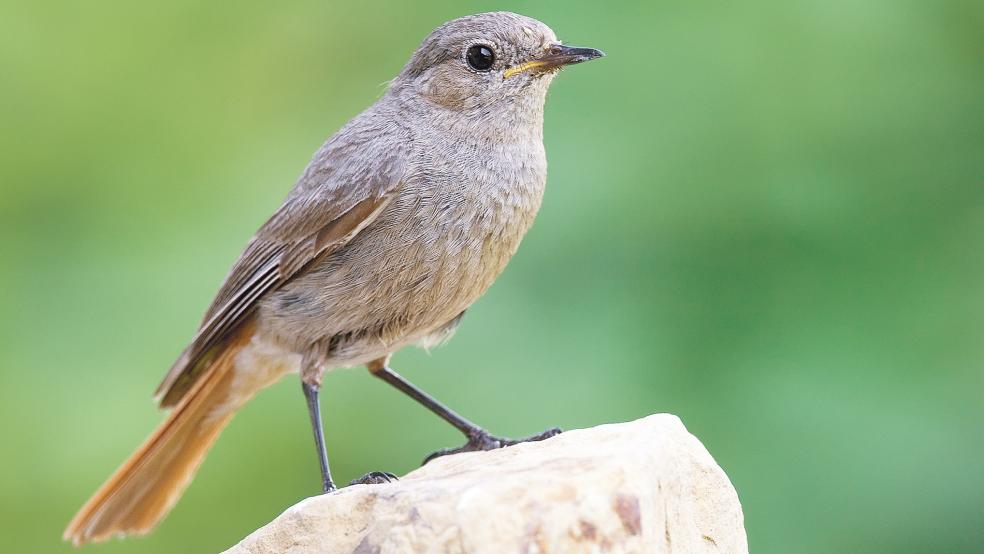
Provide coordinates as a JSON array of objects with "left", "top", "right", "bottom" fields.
[{"left": 257, "top": 174, "right": 543, "bottom": 368}]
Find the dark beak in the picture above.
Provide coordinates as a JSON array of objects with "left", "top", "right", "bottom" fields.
[
  {"left": 541, "top": 44, "right": 606, "bottom": 68},
  {"left": 504, "top": 44, "right": 605, "bottom": 78}
]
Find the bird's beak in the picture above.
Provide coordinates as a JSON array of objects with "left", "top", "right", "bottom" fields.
[{"left": 504, "top": 44, "right": 605, "bottom": 79}]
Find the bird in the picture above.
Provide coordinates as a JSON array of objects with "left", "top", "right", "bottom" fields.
[{"left": 64, "top": 11, "right": 603, "bottom": 545}]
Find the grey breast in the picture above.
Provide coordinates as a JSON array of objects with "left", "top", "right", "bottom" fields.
[{"left": 258, "top": 106, "right": 547, "bottom": 366}]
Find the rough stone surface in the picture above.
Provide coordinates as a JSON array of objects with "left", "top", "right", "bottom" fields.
[{"left": 224, "top": 415, "right": 747, "bottom": 554}]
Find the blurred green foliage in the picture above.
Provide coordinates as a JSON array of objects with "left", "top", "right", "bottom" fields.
[{"left": 2, "top": 0, "right": 983, "bottom": 552}]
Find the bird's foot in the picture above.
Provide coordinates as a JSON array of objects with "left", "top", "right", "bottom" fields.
[
  {"left": 348, "top": 471, "right": 399, "bottom": 486},
  {"left": 423, "top": 427, "right": 562, "bottom": 465}
]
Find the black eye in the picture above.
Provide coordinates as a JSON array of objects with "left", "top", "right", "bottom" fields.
[{"left": 466, "top": 44, "right": 495, "bottom": 71}]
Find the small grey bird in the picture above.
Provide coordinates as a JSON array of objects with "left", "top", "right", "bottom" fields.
[{"left": 65, "top": 11, "right": 603, "bottom": 545}]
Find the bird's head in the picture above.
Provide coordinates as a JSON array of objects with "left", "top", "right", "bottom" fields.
[{"left": 394, "top": 12, "right": 604, "bottom": 115}]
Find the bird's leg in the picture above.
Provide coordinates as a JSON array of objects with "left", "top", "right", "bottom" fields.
[
  {"left": 301, "top": 380, "right": 337, "bottom": 493},
  {"left": 302, "top": 376, "right": 399, "bottom": 491},
  {"left": 367, "top": 360, "right": 561, "bottom": 465}
]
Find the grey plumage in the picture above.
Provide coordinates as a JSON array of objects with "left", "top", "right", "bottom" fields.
[
  {"left": 66, "top": 11, "right": 602, "bottom": 545},
  {"left": 159, "top": 12, "right": 569, "bottom": 402}
]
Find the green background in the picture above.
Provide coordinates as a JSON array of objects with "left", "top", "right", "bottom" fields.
[{"left": 2, "top": 1, "right": 983, "bottom": 552}]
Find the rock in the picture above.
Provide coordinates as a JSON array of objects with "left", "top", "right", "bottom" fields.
[{"left": 223, "top": 414, "right": 747, "bottom": 554}]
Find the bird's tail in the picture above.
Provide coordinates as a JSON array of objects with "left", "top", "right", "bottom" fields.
[{"left": 64, "top": 321, "right": 276, "bottom": 545}]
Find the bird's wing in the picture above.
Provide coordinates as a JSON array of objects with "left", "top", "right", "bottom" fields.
[{"left": 155, "top": 121, "right": 407, "bottom": 407}]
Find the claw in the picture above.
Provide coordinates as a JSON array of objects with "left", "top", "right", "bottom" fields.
[
  {"left": 348, "top": 471, "right": 399, "bottom": 486},
  {"left": 423, "top": 427, "right": 563, "bottom": 465}
]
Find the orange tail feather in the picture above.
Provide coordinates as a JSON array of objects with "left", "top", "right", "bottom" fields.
[{"left": 64, "top": 323, "right": 265, "bottom": 545}]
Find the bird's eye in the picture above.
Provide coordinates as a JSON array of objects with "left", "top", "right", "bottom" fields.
[{"left": 466, "top": 44, "right": 496, "bottom": 71}]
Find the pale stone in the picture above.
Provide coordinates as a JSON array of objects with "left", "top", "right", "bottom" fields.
[{"left": 224, "top": 414, "right": 747, "bottom": 554}]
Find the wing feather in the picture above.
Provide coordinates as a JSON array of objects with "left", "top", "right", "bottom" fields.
[{"left": 155, "top": 115, "right": 406, "bottom": 407}]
